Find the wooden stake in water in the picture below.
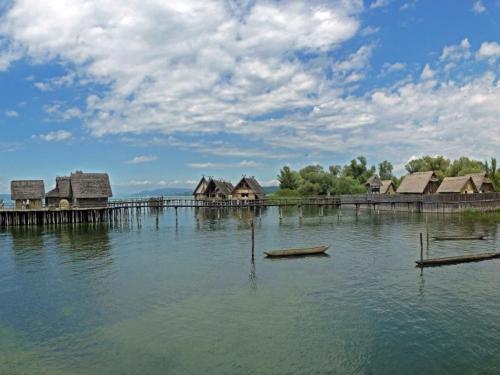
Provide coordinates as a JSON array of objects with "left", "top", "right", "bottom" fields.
[
  {"left": 420, "top": 232, "right": 424, "bottom": 265},
  {"left": 251, "top": 219, "right": 255, "bottom": 259},
  {"left": 426, "top": 232, "right": 429, "bottom": 249}
]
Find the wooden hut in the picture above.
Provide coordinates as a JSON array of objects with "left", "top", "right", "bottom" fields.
[
  {"left": 380, "top": 180, "right": 396, "bottom": 194},
  {"left": 465, "top": 173, "right": 495, "bottom": 193},
  {"left": 193, "top": 177, "right": 209, "bottom": 200},
  {"left": 365, "top": 176, "right": 382, "bottom": 194},
  {"left": 231, "top": 176, "right": 266, "bottom": 201},
  {"left": 204, "top": 179, "right": 234, "bottom": 200},
  {"left": 11, "top": 180, "right": 45, "bottom": 209},
  {"left": 436, "top": 176, "right": 478, "bottom": 194},
  {"left": 70, "top": 171, "right": 112, "bottom": 207},
  {"left": 45, "top": 176, "right": 71, "bottom": 208},
  {"left": 397, "top": 171, "right": 440, "bottom": 194}
]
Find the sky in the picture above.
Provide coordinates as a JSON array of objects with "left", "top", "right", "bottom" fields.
[{"left": 0, "top": 0, "right": 500, "bottom": 194}]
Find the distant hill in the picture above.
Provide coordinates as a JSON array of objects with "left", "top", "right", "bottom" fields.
[
  {"left": 131, "top": 187, "right": 193, "bottom": 197},
  {"left": 131, "top": 185, "right": 278, "bottom": 198}
]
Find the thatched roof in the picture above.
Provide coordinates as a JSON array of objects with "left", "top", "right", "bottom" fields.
[
  {"left": 193, "top": 176, "right": 208, "bottom": 195},
  {"left": 465, "top": 173, "right": 494, "bottom": 191},
  {"left": 397, "top": 171, "right": 438, "bottom": 194},
  {"left": 233, "top": 176, "right": 266, "bottom": 199},
  {"left": 46, "top": 176, "right": 71, "bottom": 198},
  {"left": 380, "top": 180, "right": 396, "bottom": 194},
  {"left": 365, "top": 175, "right": 382, "bottom": 187},
  {"left": 70, "top": 172, "right": 112, "bottom": 199},
  {"left": 11, "top": 180, "right": 45, "bottom": 200},
  {"left": 437, "top": 176, "right": 477, "bottom": 193},
  {"left": 206, "top": 179, "right": 234, "bottom": 196}
]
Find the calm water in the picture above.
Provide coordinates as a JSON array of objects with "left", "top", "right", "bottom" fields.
[{"left": 1, "top": 207, "right": 500, "bottom": 374}]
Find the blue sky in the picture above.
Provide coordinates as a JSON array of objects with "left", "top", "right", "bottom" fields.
[{"left": 1, "top": 0, "right": 500, "bottom": 193}]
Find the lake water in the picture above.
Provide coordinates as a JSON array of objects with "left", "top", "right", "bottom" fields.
[{"left": 1, "top": 206, "right": 500, "bottom": 374}]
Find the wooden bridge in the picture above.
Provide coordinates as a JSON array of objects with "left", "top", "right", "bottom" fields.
[{"left": 2, "top": 193, "right": 500, "bottom": 226}]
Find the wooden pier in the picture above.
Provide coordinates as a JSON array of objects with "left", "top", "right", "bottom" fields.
[{"left": 3, "top": 192, "right": 500, "bottom": 227}]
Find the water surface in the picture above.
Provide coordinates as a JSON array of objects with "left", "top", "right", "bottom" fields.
[{"left": 1, "top": 207, "right": 499, "bottom": 374}]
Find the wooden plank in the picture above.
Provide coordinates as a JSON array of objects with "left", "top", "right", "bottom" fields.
[
  {"left": 432, "top": 235, "right": 486, "bottom": 241},
  {"left": 416, "top": 252, "right": 500, "bottom": 267}
]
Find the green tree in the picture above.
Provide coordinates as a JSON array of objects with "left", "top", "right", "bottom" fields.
[
  {"left": 342, "top": 156, "right": 375, "bottom": 184},
  {"left": 405, "top": 155, "right": 450, "bottom": 180},
  {"left": 277, "top": 166, "right": 300, "bottom": 190},
  {"left": 446, "top": 157, "right": 484, "bottom": 177},
  {"left": 378, "top": 160, "right": 394, "bottom": 180}
]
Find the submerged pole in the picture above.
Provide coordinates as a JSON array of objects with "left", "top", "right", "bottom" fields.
[
  {"left": 426, "top": 232, "right": 430, "bottom": 249},
  {"left": 251, "top": 219, "right": 255, "bottom": 259},
  {"left": 420, "top": 232, "right": 424, "bottom": 265}
]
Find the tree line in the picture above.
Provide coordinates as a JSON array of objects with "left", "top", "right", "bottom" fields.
[{"left": 276, "top": 155, "right": 499, "bottom": 197}]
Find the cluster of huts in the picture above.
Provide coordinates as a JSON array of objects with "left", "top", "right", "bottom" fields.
[
  {"left": 10, "top": 171, "right": 112, "bottom": 209},
  {"left": 366, "top": 172, "right": 495, "bottom": 195},
  {"left": 193, "top": 176, "right": 266, "bottom": 200}
]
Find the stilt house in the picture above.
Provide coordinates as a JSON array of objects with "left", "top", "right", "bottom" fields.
[
  {"left": 397, "top": 171, "right": 440, "bottom": 194},
  {"left": 204, "top": 179, "right": 234, "bottom": 200},
  {"left": 436, "top": 176, "right": 478, "bottom": 194},
  {"left": 380, "top": 180, "right": 397, "bottom": 194},
  {"left": 365, "top": 176, "right": 382, "bottom": 194},
  {"left": 465, "top": 173, "right": 495, "bottom": 193},
  {"left": 70, "top": 172, "right": 113, "bottom": 207},
  {"left": 231, "top": 176, "right": 266, "bottom": 200},
  {"left": 45, "top": 177, "right": 71, "bottom": 208},
  {"left": 193, "top": 177, "right": 209, "bottom": 200},
  {"left": 11, "top": 180, "right": 45, "bottom": 209}
]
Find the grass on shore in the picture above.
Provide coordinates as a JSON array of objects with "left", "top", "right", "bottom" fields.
[{"left": 464, "top": 209, "right": 500, "bottom": 222}]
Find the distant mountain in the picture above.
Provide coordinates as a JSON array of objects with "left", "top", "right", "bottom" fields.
[
  {"left": 131, "top": 187, "right": 193, "bottom": 197},
  {"left": 263, "top": 186, "right": 279, "bottom": 194}
]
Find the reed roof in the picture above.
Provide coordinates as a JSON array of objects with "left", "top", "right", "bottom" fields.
[
  {"left": 233, "top": 176, "right": 266, "bottom": 198},
  {"left": 70, "top": 172, "right": 112, "bottom": 199},
  {"left": 437, "top": 176, "right": 477, "bottom": 193},
  {"left": 465, "top": 172, "right": 494, "bottom": 190},
  {"left": 206, "top": 179, "right": 234, "bottom": 196},
  {"left": 366, "top": 175, "right": 382, "bottom": 187},
  {"left": 46, "top": 176, "right": 71, "bottom": 198},
  {"left": 397, "top": 171, "right": 438, "bottom": 194},
  {"left": 193, "top": 176, "right": 208, "bottom": 195},
  {"left": 380, "top": 180, "right": 395, "bottom": 194},
  {"left": 11, "top": 180, "right": 45, "bottom": 200}
]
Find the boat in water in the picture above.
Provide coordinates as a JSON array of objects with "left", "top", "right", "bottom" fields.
[{"left": 264, "top": 245, "right": 329, "bottom": 258}]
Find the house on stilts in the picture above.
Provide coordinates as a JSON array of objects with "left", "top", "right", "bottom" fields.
[
  {"left": 193, "top": 176, "right": 209, "bottom": 200},
  {"left": 231, "top": 176, "right": 266, "bottom": 201},
  {"left": 204, "top": 179, "right": 234, "bottom": 200},
  {"left": 436, "top": 176, "right": 478, "bottom": 194},
  {"left": 397, "top": 171, "right": 440, "bottom": 194},
  {"left": 11, "top": 180, "right": 45, "bottom": 209}
]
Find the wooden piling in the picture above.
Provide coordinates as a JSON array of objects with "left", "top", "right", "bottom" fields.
[
  {"left": 420, "top": 232, "right": 423, "bottom": 265},
  {"left": 251, "top": 219, "right": 255, "bottom": 259}
]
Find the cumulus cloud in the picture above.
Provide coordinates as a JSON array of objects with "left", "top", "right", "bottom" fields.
[
  {"left": 370, "top": 0, "right": 391, "bottom": 9},
  {"left": 440, "top": 38, "right": 471, "bottom": 61},
  {"left": 420, "top": 64, "right": 434, "bottom": 80},
  {"left": 477, "top": 41, "right": 500, "bottom": 60},
  {"left": 126, "top": 155, "right": 158, "bottom": 164},
  {"left": 34, "top": 130, "right": 72, "bottom": 142}
]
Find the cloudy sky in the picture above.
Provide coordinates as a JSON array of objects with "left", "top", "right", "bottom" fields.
[{"left": 1, "top": 0, "right": 499, "bottom": 193}]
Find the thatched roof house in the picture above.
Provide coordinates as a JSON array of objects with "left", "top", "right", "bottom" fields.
[
  {"left": 465, "top": 173, "right": 495, "bottom": 193},
  {"left": 380, "top": 180, "right": 396, "bottom": 194},
  {"left": 437, "top": 176, "right": 478, "bottom": 194},
  {"left": 45, "top": 177, "right": 72, "bottom": 208},
  {"left": 365, "top": 176, "right": 382, "bottom": 193},
  {"left": 193, "top": 177, "right": 209, "bottom": 200},
  {"left": 70, "top": 172, "right": 112, "bottom": 207},
  {"left": 11, "top": 180, "right": 45, "bottom": 209},
  {"left": 205, "top": 179, "right": 234, "bottom": 199},
  {"left": 232, "top": 176, "right": 266, "bottom": 200},
  {"left": 397, "top": 171, "right": 440, "bottom": 194}
]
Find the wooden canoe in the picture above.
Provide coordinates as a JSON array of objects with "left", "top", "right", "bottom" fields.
[
  {"left": 432, "top": 235, "right": 486, "bottom": 241},
  {"left": 264, "top": 245, "right": 329, "bottom": 258},
  {"left": 416, "top": 252, "right": 500, "bottom": 267}
]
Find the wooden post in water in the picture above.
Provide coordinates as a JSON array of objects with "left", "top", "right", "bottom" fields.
[
  {"left": 251, "top": 219, "right": 255, "bottom": 259},
  {"left": 426, "top": 232, "right": 429, "bottom": 249},
  {"left": 420, "top": 232, "right": 424, "bottom": 265}
]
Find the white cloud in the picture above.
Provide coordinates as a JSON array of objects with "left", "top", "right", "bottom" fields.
[
  {"left": 382, "top": 62, "right": 405, "bottom": 74},
  {"left": 370, "top": 0, "right": 391, "bottom": 9},
  {"left": 126, "top": 155, "right": 158, "bottom": 164},
  {"left": 440, "top": 38, "right": 471, "bottom": 61},
  {"left": 187, "top": 160, "right": 260, "bottom": 169},
  {"left": 5, "top": 110, "right": 19, "bottom": 117},
  {"left": 472, "top": 0, "right": 486, "bottom": 14},
  {"left": 477, "top": 41, "right": 500, "bottom": 60},
  {"left": 34, "top": 130, "right": 72, "bottom": 142},
  {"left": 420, "top": 64, "right": 434, "bottom": 80},
  {"left": 360, "top": 26, "right": 379, "bottom": 36}
]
